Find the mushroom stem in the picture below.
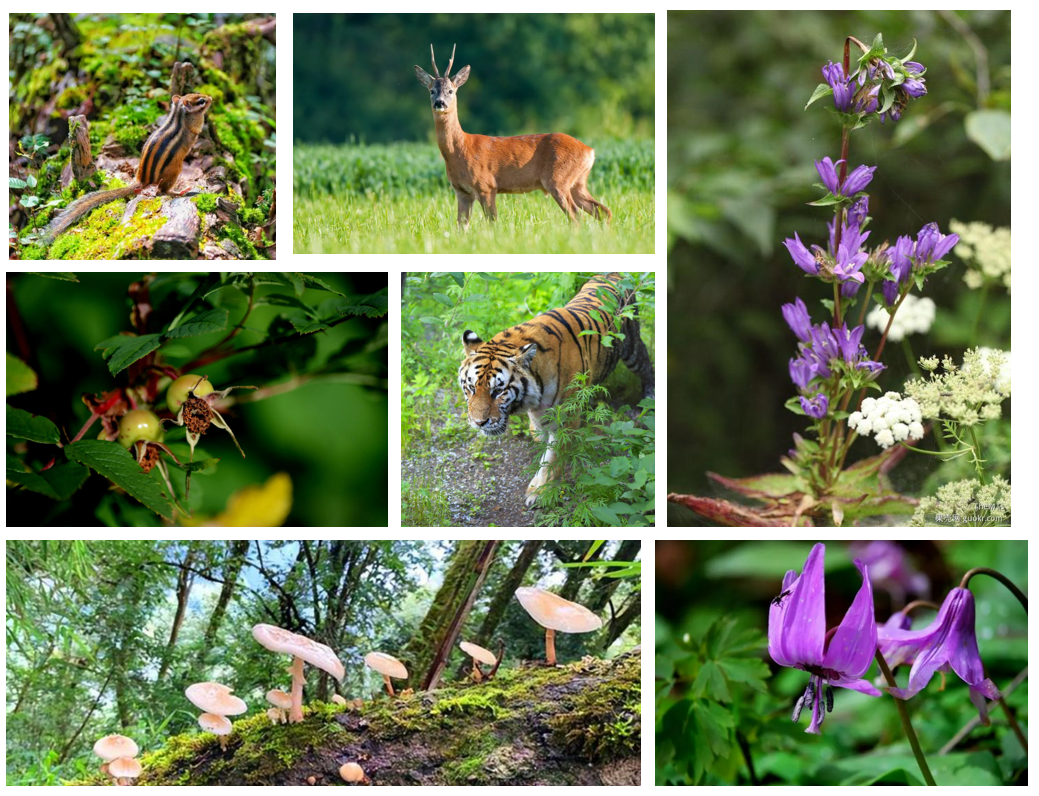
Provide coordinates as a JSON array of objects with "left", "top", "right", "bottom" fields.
[
  {"left": 219, "top": 736, "right": 228, "bottom": 752},
  {"left": 382, "top": 673, "right": 396, "bottom": 697},
  {"left": 472, "top": 662, "right": 483, "bottom": 682},
  {"left": 288, "top": 656, "right": 306, "bottom": 723},
  {"left": 545, "top": 628, "right": 557, "bottom": 666}
]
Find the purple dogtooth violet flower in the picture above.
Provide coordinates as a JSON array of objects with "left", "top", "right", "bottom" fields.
[
  {"left": 878, "top": 587, "right": 1001, "bottom": 723},
  {"left": 849, "top": 540, "right": 931, "bottom": 606},
  {"left": 800, "top": 393, "right": 829, "bottom": 419},
  {"left": 784, "top": 232, "right": 819, "bottom": 275},
  {"left": 769, "top": 543, "right": 881, "bottom": 734},
  {"left": 782, "top": 297, "right": 813, "bottom": 342}
]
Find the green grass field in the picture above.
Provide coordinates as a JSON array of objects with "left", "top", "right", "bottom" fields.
[{"left": 293, "top": 139, "right": 654, "bottom": 254}]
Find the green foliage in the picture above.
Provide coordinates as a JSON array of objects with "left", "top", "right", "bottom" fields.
[
  {"left": 192, "top": 192, "right": 219, "bottom": 214},
  {"left": 6, "top": 405, "right": 60, "bottom": 444},
  {"left": 6, "top": 353, "right": 38, "bottom": 396},
  {"left": 293, "top": 13, "right": 654, "bottom": 144},
  {"left": 66, "top": 440, "right": 175, "bottom": 519}
]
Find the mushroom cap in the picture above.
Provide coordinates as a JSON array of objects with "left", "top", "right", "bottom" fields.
[
  {"left": 252, "top": 624, "right": 345, "bottom": 681},
  {"left": 266, "top": 689, "right": 293, "bottom": 709},
  {"left": 331, "top": 694, "right": 348, "bottom": 706},
  {"left": 459, "top": 641, "right": 497, "bottom": 666},
  {"left": 185, "top": 682, "right": 247, "bottom": 716},
  {"left": 266, "top": 707, "right": 282, "bottom": 722},
  {"left": 93, "top": 734, "right": 139, "bottom": 761},
  {"left": 339, "top": 762, "right": 365, "bottom": 783},
  {"left": 514, "top": 587, "right": 603, "bottom": 634},
  {"left": 198, "top": 713, "right": 233, "bottom": 735},
  {"left": 363, "top": 652, "right": 408, "bottom": 680},
  {"left": 108, "top": 757, "right": 142, "bottom": 779}
]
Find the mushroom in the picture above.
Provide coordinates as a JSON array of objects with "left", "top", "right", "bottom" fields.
[
  {"left": 198, "top": 713, "right": 234, "bottom": 751},
  {"left": 93, "top": 735, "right": 139, "bottom": 778},
  {"left": 339, "top": 762, "right": 367, "bottom": 784},
  {"left": 331, "top": 694, "right": 348, "bottom": 706},
  {"left": 108, "top": 756, "right": 142, "bottom": 786},
  {"left": 515, "top": 587, "right": 603, "bottom": 665},
  {"left": 185, "top": 682, "right": 246, "bottom": 751},
  {"left": 459, "top": 641, "right": 498, "bottom": 682},
  {"left": 252, "top": 624, "right": 345, "bottom": 723},
  {"left": 363, "top": 652, "right": 408, "bottom": 697},
  {"left": 266, "top": 707, "right": 283, "bottom": 724},
  {"left": 267, "top": 688, "right": 293, "bottom": 723}
]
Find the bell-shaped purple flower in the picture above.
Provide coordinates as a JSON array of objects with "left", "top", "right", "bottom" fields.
[
  {"left": 784, "top": 232, "right": 819, "bottom": 275},
  {"left": 904, "top": 61, "right": 926, "bottom": 76},
  {"left": 814, "top": 157, "right": 842, "bottom": 196},
  {"left": 878, "top": 587, "right": 1001, "bottom": 723},
  {"left": 841, "top": 164, "right": 876, "bottom": 196},
  {"left": 832, "top": 323, "right": 865, "bottom": 363},
  {"left": 782, "top": 297, "right": 812, "bottom": 342},
  {"left": 822, "top": 61, "right": 854, "bottom": 112},
  {"left": 834, "top": 239, "right": 868, "bottom": 285},
  {"left": 890, "top": 235, "right": 914, "bottom": 282},
  {"left": 769, "top": 543, "right": 881, "bottom": 734},
  {"left": 914, "top": 222, "right": 959, "bottom": 265},
  {"left": 882, "top": 278, "right": 900, "bottom": 306},
  {"left": 800, "top": 393, "right": 829, "bottom": 419},
  {"left": 903, "top": 77, "right": 927, "bottom": 98},
  {"left": 789, "top": 357, "right": 815, "bottom": 389},
  {"left": 846, "top": 196, "right": 869, "bottom": 231}
]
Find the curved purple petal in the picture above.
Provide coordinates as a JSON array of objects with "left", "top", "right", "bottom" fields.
[
  {"left": 768, "top": 569, "right": 800, "bottom": 667},
  {"left": 815, "top": 157, "right": 841, "bottom": 196},
  {"left": 823, "top": 559, "right": 877, "bottom": 678},
  {"left": 777, "top": 543, "right": 826, "bottom": 668},
  {"left": 833, "top": 677, "right": 883, "bottom": 697}
]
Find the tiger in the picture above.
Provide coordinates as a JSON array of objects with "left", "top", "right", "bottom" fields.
[{"left": 457, "top": 273, "right": 655, "bottom": 507}]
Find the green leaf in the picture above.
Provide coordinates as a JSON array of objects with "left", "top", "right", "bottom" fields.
[
  {"left": 609, "top": 456, "right": 631, "bottom": 477},
  {"left": 337, "top": 290, "right": 389, "bottom": 318},
  {"left": 589, "top": 504, "right": 621, "bottom": 525},
  {"left": 164, "top": 308, "right": 229, "bottom": 338},
  {"left": 716, "top": 657, "right": 769, "bottom": 693},
  {"left": 965, "top": 109, "right": 1011, "bottom": 161},
  {"left": 6, "top": 353, "right": 38, "bottom": 396},
  {"left": 167, "top": 273, "right": 222, "bottom": 330},
  {"left": 6, "top": 462, "right": 89, "bottom": 500},
  {"left": 65, "top": 440, "right": 174, "bottom": 519},
  {"left": 290, "top": 317, "right": 331, "bottom": 335},
  {"left": 97, "top": 333, "right": 164, "bottom": 376},
  {"left": 178, "top": 458, "right": 220, "bottom": 474},
  {"left": 692, "top": 660, "right": 731, "bottom": 702},
  {"left": 432, "top": 293, "right": 454, "bottom": 308},
  {"left": 26, "top": 173, "right": 37, "bottom": 188},
  {"left": 25, "top": 272, "right": 78, "bottom": 282},
  {"left": 20, "top": 195, "right": 40, "bottom": 208},
  {"left": 300, "top": 274, "right": 346, "bottom": 296},
  {"left": 6, "top": 405, "right": 60, "bottom": 444},
  {"left": 463, "top": 294, "right": 489, "bottom": 303},
  {"left": 256, "top": 294, "right": 318, "bottom": 318},
  {"left": 805, "top": 82, "right": 834, "bottom": 110},
  {"left": 655, "top": 655, "right": 674, "bottom": 681},
  {"left": 9, "top": 177, "right": 27, "bottom": 189},
  {"left": 807, "top": 193, "right": 842, "bottom": 207},
  {"left": 449, "top": 272, "right": 465, "bottom": 288}
]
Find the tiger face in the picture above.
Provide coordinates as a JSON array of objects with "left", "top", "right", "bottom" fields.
[{"left": 457, "top": 330, "right": 539, "bottom": 436}]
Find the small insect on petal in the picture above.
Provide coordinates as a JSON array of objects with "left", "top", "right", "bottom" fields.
[{"left": 826, "top": 685, "right": 834, "bottom": 713}]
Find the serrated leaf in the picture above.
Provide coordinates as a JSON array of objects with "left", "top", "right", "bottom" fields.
[
  {"left": 716, "top": 657, "right": 769, "bottom": 692},
  {"left": 256, "top": 294, "right": 318, "bottom": 318},
  {"left": 336, "top": 291, "right": 388, "bottom": 318},
  {"left": 692, "top": 660, "right": 731, "bottom": 702},
  {"left": 290, "top": 317, "right": 330, "bottom": 334},
  {"left": 26, "top": 174, "right": 37, "bottom": 188},
  {"left": 299, "top": 274, "right": 346, "bottom": 296},
  {"left": 25, "top": 272, "right": 78, "bottom": 282},
  {"left": 101, "top": 333, "right": 164, "bottom": 375},
  {"left": 6, "top": 405, "right": 60, "bottom": 444},
  {"left": 167, "top": 273, "right": 222, "bottom": 330},
  {"left": 693, "top": 700, "right": 734, "bottom": 758},
  {"left": 65, "top": 440, "right": 173, "bottom": 519},
  {"left": 6, "top": 353, "right": 38, "bottom": 396},
  {"left": 165, "top": 308, "right": 229, "bottom": 338},
  {"left": 6, "top": 462, "right": 89, "bottom": 500}
]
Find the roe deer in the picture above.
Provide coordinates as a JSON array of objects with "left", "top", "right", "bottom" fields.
[{"left": 414, "top": 44, "right": 612, "bottom": 229}]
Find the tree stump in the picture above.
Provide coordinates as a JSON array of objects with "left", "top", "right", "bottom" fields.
[
  {"left": 170, "top": 61, "right": 197, "bottom": 98},
  {"left": 60, "top": 114, "right": 96, "bottom": 188}
]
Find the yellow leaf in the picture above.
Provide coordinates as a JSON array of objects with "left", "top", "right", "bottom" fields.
[{"left": 181, "top": 472, "right": 292, "bottom": 527}]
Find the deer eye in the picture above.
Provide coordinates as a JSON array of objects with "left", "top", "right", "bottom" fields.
[{"left": 448, "top": 89, "right": 453, "bottom": 94}]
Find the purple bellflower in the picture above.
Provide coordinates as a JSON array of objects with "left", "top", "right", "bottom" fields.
[
  {"left": 833, "top": 238, "right": 868, "bottom": 285},
  {"left": 883, "top": 235, "right": 914, "bottom": 305},
  {"left": 914, "top": 222, "right": 959, "bottom": 266},
  {"left": 800, "top": 393, "right": 829, "bottom": 419},
  {"left": 769, "top": 543, "right": 881, "bottom": 734},
  {"left": 815, "top": 157, "right": 841, "bottom": 195},
  {"left": 822, "top": 61, "right": 854, "bottom": 112},
  {"left": 782, "top": 297, "right": 812, "bottom": 342},
  {"left": 841, "top": 164, "right": 876, "bottom": 196},
  {"left": 790, "top": 357, "right": 815, "bottom": 389},
  {"left": 815, "top": 157, "right": 875, "bottom": 199},
  {"left": 784, "top": 232, "right": 819, "bottom": 275},
  {"left": 878, "top": 587, "right": 1001, "bottom": 723}
]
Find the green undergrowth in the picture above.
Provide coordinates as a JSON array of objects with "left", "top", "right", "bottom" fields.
[
  {"left": 49, "top": 196, "right": 166, "bottom": 259},
  {"left": 67, "top": 655, "right": 640, "bottom": 786}
]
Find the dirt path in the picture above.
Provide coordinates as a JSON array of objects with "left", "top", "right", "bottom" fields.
[{"left": 401, "top": 389, "right": 538, "bottom": 527}]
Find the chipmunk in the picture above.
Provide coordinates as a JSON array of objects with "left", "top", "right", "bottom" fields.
[{"left": 43, "top": 93, "right": 213, "bottom": 244}]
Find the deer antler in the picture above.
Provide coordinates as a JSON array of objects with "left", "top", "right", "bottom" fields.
[
  {"left": 430, "top": 43, "right": 440, "bottom": 77},
  {"left": 445, "top": 44, "right": 456, "bottom": 78}
]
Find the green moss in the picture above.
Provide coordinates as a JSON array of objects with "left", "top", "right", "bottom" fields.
[
  {"left": 240, "top": 206, "right": 264, "bottom": 225},
  {"left": 432, "top": 689, "right": 512, "bottom": 720},
  {"left": 20, "top": 245, "right": 47, "bottom": 260},
  {"left": 195, "top": 83, "right": 226, "bottom": 105},
  {"left": 441, "top": 733, "right": 498, "bottom": 784},
  {"left": 193, "top": 193, "right": 219, "bottom": 214},
  {"left": 218, "top": 223, "right": 262, "bottom": 260},
  {"left": 48, "top": 196, "right": 166, "bottom": 260},
  {"left": 56, "top": 85, "right": 87, "bottom": 110},
  {"left": 108, "top": 99, "right": 163, "bottom": 153}
]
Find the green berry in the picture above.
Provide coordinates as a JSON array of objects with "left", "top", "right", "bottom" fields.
[
  {"left": 168, "top": 374, "right": 214, "bottom": 412},
  {"left": 118, "top": 409, "right": 164, "bottom": 448}
]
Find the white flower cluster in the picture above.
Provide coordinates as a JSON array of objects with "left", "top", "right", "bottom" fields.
[
  {"left": 848, "top": 392, "right": 924, "bottom": 449},
  {"left": 978, "top": 347, "right": 1011, "bottom": 394},
  {"left": 866, "top": 295, "right": 936, "bottom": 342},
  {"left": 950, "top": 220, "right": 1011, "bottom": 294}
]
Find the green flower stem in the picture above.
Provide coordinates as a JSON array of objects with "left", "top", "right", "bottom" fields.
[
  {"left": 959, "top": 567, "right": 1028, "bottom": 613},
  {"left": 855, "top": 280, "right": 874, "bottom": 327},
  {"left": 997, "top": 691, "right": 1028, "bottom": 753},
  {"left": 968, "top": 426, "right": 986, "bottom": 483},
  {"left": 875, "top": 649, "right": 936, "bottom": 786},
  {"left": 971, "top": 282, "right": 989, "bottom": 343},
  {"left": 902, "top": 336, "right": 922, "bottom": 378}
]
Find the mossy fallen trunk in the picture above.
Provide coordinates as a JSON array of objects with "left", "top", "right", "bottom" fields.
[{"left": 72, "top": 653, "right": 640, "bottom": 786}]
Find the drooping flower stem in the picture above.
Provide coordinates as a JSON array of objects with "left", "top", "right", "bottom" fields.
[
  {"left": 958, "top": 568, "right": 1028, "bottom": 613},
  {"left": 875, "top": 648, "right": 937, "bottom": 786}
]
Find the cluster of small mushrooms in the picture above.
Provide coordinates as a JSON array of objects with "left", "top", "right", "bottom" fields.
[{"left": 90, "top": 586, "right": 606, "bottom": 785}]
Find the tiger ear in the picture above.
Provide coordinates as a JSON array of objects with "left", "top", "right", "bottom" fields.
[
  {"left": 462, "top": 330, "right": 483, "bottom": 353},
  {"left": 515, "top": 342, "right": 537, "bottom": 367}
]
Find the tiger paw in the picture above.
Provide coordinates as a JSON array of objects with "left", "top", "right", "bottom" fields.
[{"left": 525, "top": 479, "right": 545, "bottom": 507}]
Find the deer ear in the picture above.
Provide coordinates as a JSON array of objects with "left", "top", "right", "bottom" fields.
[
  {"left": 462, "top": 330, "right": 483, "bottom": 353},
  {"left": 452, "top": 65, "right": 471, "bottom": 89},
  {"left": 414, "top": 66, "right": 435, "bottom": 88}
]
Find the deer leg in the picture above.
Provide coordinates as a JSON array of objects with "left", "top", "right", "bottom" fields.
[
  {"left": 572, "top": 182, "right": 611, "bottom": 223},
  {"left": 476, "top": 190, "right": 497, "bottom": 222},
  {"left": 548, "top": 187, "right": 580, "bottom": 223},
  {"left": 455, "top": 190, "right": 474, "bottom": 230}
]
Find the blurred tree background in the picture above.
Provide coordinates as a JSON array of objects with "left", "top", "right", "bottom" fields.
[
  {"left": 667, "top": 10, "right": 1010, "bottom": 524},
  {"left": 656, "top": 539, "right": 1027, "bottom": 785},
  {"left": 6, "top": 272, "right": 387, "bottom": 527},
  {"left": 293, "top": 13, "right": 655, "bottom": 143}
]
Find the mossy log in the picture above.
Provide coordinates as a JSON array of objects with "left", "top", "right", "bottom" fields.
[{"left": 72, "top": 653, "right": 640, "bottom": 786}]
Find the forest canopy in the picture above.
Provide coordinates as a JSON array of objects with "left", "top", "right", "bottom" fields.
[{"left": 5, "top": 539, "right": 641, "bottom": 785}]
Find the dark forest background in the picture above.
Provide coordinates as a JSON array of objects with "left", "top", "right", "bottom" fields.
[
  {"left": 293, "top": 13, "right": 655, "bottom": 144},
  {"left": 667, "top": 10, "right": 1011, "bottom": 522}
]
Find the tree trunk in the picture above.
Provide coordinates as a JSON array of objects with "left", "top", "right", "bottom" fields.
[
  {"left": 197, "top": 540, "right": 250, "bottom": 668},
  {"left": 158, "top": 545, "right": 196, "bottom": 680},
  {"left": 95, "top": 653, "right": 640, "bottom": 786},
  {"left": 475, "top": 540, "right": 544, "bottom": 646},
  {"left": 559, "top": 541, "right": 604, "bottom": 601},
  {"left": 400, "top": 540, "right": 499, "bottom": 691},
  {"left": 601, "top": 591, "right": 641, "bottom": 649}
]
